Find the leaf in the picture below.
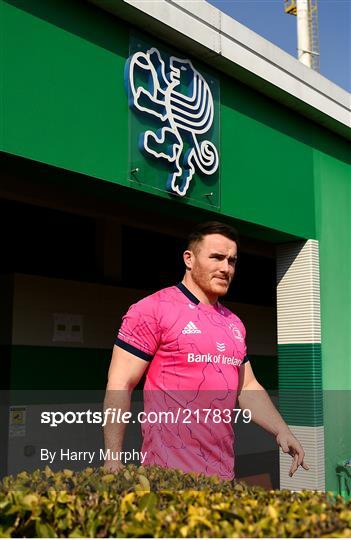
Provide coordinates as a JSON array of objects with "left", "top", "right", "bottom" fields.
[
  {"left": 44, "top": 466, "right": 54, "bottom": 477},
  {"left": 124, "top": 470, "right": 132, "bottom": 481},
  {"left": 139, "top": 492, "right": 158, "bottom": 512},
  {"left": 216, "top": 509, "right": 244, "bottom": 523},
  {"left": 17, "top": 471, "right": 29, "bottom": 480},
  {"left": 120, "top": 492, "right": 136, "bottom": 513},
  {"left": 68, "top": 527, "right": 84, "bottom": 538},
  {"left": 134, "top": 510, "right": 145, "bottom": 522},
  {"left": 56, "top": 492, "right": 71, "bottom": 504},
  {"left": 267, "top": 504, "right": 278, "bottom": 519},
  {"left": 0, "top": 525, "right": 15, "bottom": 538},
  {"left": 137, "top": 475, "right": 150, "bottom": 492},
  {"left": 101, "top": 474, "right": 115, "bottom": 483},
  {"left": 180, "top": 525, "right": 189, "bottom": 537},
  {"left": 35, "top": 522, "right": 57, "bottom": 538},
  {"left": 22, "top": 494, "right": 40, "bottom": 508}
]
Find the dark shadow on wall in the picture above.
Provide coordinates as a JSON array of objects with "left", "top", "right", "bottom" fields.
[
  {"left": 236, "top": 449, "right": 280, "bottom": 489},
  {"left": 1, "top": 152, "right": 300, "bottom": 245},
  {"left": 3, "top": 0, "right": 129, "bottom": 57}
]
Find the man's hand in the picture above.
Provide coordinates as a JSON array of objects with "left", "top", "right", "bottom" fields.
[
  {"left": 276, "top": 429, "right": 310, "bottom": 476},
  {"left": 103, "top": 460, "right": 124, "bottom": 474},
  {"left": 237, "top": 364, "right": 310, "bottom": 478}
]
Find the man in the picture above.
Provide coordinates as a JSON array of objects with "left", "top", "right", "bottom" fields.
[{"left": 104, "top": 221, "right": 309, "bottom": 480}]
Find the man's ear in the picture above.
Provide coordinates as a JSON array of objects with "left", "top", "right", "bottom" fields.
[{"left": 183, "top": 250, "right": 193, "bottom": 270}]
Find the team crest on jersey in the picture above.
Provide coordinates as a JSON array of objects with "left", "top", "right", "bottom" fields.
[{"left": 229, "top": 324, "right": 244, "bottom": 341}]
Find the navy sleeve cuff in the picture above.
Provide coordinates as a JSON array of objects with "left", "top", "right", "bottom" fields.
[
  {"left": 115, "top": 338, "right": 153, "bottom": 362},
  {"left": 242, "top": 355, "right": 250, "bottom": 364}
]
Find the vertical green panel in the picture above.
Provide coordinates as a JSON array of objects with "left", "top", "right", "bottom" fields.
[
  {"left": 278, "top": 344, "right": 323, "bottom": 426},
  {"left": 278, "top": 344, "right": 322, "bottom": 389},
  {"left": 3, "top": 0, "right": 129, "bottom": 183},
  {"left": 314, "top": 143, "right": 351, "bottom": 492}
]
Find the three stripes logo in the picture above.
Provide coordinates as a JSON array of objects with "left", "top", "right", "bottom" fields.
[
  {"left": 216, "top": 342, "right": 226, "bottom": 352},
  {"left": 182, "top": 321, "right": 201, "bottom": 334}
]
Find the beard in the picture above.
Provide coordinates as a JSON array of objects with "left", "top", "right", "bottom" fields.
[{"left": 191, "top": 265, "right": 231, "bottom": 298}]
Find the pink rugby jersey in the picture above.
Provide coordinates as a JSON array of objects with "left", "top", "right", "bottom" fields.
[{"left": 116, "top": 283, "right": 249, "bottom": 480}]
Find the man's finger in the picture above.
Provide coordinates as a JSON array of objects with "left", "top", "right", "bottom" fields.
[
  {"left": 280, "top": 440, "right": 290, "bottom": 453},
  {"left": 104, "top": 460, "right": 124, "bottom": 473},
  {"left": 296, "top": 447, "right": 304, "bottom": 467},
  {"left": 289, "top": 453, "right": 299, "bottom": 476},
  {"left": 301, "top": 460, "right": 310, "bottom": 470}
]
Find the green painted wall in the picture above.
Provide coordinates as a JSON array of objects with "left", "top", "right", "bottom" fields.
[
  {"left": 314, "top": 140, "right": 351, "bottom": 491},
  {"left": 2, "top": 0, "right": 129, "bottom": 183},
  {"left": 220, "top": 80, "right": 315, "bottom": 238},
  {"left": 2, "top": 0, "right": 316, "bottom": 237}
]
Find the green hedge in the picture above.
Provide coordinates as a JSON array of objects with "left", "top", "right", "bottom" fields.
[{"left": 1, "top": 465, "right": 350, "bottom": 537}]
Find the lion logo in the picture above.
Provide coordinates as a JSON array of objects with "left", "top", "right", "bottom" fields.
[{"left": 125, "top": 47, "right": 219, "bottom": 197}]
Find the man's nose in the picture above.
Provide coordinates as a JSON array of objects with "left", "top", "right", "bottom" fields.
[{"left": 220, "top": 259, "right": 230, "bottom": 274}]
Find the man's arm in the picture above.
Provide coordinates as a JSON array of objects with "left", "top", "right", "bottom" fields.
[
  {"left": 103, "top": 344, "right": 148, "bottom": 472},
  {"left": 237, "top": 362, "right": 309, "bottom": 477}
]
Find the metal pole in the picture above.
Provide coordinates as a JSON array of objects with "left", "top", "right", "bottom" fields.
[{"left": 296, "top": 0, "right": 312, "bottom": 68}]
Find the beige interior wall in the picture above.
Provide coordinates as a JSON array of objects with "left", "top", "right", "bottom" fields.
[{"left": 12, "top": 274, "right": 148, "bottom": 348}]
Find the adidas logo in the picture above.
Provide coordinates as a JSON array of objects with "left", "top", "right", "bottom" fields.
[
  {"left": 182, "top": 321, "right": 201, "bottom": 334},
  {"left": 216, "top": 342, "right": 226, "bottom": 352}
]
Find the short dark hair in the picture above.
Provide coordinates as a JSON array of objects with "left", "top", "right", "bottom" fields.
[{"left": 187, "top": 221, "right": 239, "bottom": 252}]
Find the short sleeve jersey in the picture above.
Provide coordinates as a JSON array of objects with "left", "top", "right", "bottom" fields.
[{"left": 116, "top": 283, "right": 249, "bottom": 480}]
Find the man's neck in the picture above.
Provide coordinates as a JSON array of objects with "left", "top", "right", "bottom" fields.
[{"left": 182, "top": 275, "right": 218, "bottom": 305}]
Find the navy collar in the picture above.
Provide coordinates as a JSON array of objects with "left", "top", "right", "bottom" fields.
[{"left": 176, "top": 282, "right": 200, "bottom": 305}]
